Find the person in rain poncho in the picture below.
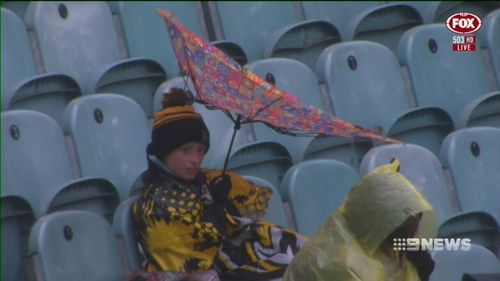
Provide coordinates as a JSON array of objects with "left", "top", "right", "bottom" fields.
[
  {"left": 130, "top": 88, "right": 307, "bottom": 281},
  {"left": 284, "top": 160, "right": 437, "bottom": 281}
]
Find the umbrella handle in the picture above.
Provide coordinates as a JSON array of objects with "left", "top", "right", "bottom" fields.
[{"left": 222, "top": 114, "right": 242, "bottom": 175}]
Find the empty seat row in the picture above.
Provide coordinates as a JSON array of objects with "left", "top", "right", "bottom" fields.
[{"left": 4, "top": 4, "right": 500, "bottom": 134}]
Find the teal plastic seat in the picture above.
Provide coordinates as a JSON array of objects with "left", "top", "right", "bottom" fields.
[
  {"left": 398, "top": 24, "right": 492, "bottom": 124},
  {"left": 212, "top": 40, "right": 248, "bottom": 65},
  {"left": 29, "top": 211, "right": 126, "bottom": 281},
  {"left": 1, "top": 196, "right": 35, "bottom": 281},
  {"left": 116, "top": 2, "right": 206, "bottom": 78},
  {"left": 214, "top": 2, "right": 299, "bottom": 62},
  {"left": 359, "top": 143, "right": 454, "bottom": 223},
  {"left": 457, "top": 91, "right": 500, "bottom": 129},
  {"left": 481, "top": 9, "right": 500, "bottom": 88},
  {"left": 243, "top": 176, "right": 289, "bottom": 229},
  {"left": 279, "top": 159, "right": 359, "bottom": 236},
  {"left": 1, "top": 110, "right": 120, "bottom": 221},
  {"left": 438, "top": 212, "right": 500, "bottom": 257},
  {"left": 316, "top": 40, "right": 454, "bottom": 162},
  {"left": 1, "top": 2, "right": 28, "bottom": 19},
  {"left": 246, "top": 58, "right": 326, "bottom": 163},
  {"left": 227, "top": 141, "right": 293, "bottom": 192},
  {"left": 424, "top": 2, "right": 500, "bottom": 23},
  {"left": 440, "top": 127, "right": 500, "bottom": 224},
  {"left": 344, "top": 4, "right": 423, "bottom": 54},
  {"left": 301, "top": 2, "right": 380, "bottom": 40},
  {"left": 262, "top": 20, "right": 341, "bottom": 74},
  {"left": 304, "top": 136, "right": 374, "bottom": 171},
  {"left": 113, "top": 196, "right": 141, "bottom": 272},
  {"left": 430, "top": 244, "right": 500, "bottom": 281},
  {"left": 1, "top": 7, "right": 81, "bottom": 126},
  {"left": 62, "top": 94, "right": 150, "bottom": 200},
  {"left": 154, "top": 77, "right": 246, "bottom": 170},
  {"left": 25, "top": 2, "right": 166, "bottom": 117}
]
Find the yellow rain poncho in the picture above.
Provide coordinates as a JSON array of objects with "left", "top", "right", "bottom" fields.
[{"left": 284, "top": 161, "right": 437, "bottom": 281}]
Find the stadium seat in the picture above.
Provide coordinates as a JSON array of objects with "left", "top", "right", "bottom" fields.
[
  {"left": 316, "top": 40, "right": 454, "bottom": 162},
  {"left": 430, "top": 244, "right": 500, "bottom": 281},
  {"left": 227, "top": 141, "right": 293, "bottom": 193},
  {"left": 1, "top": 1, "right": 28, "bottom": 19},
  {"left": 113, "top": 196, "right": 142, "bottom": 272},
  {"left": 243, "top": 176, "right": 289, "bottom": 229},
  {"left": 1, "top": 110, "right": 120, "bottom": 221},
  {"left": 213, "top": 2, "right": 300, "bottom": 62},
  {"left": 29, "top": 211, "right": 126, "bottom": 281},
  {"left": 212, "top": 40, "right": 248, "bottom": 66},
  {"left": 62, "top": 94, "right": 150, "bottom": 200},
  {"left": 424, "top": 1, "right": 500, "bottom": 23},
  {"left": 301, "top": 1, "right": 380, "bottom": 40},
  {"left": 344, "top": 3, "right": 424, "bottom": 54},
  {"left": 456, "top": 91, "right": 500, "bottom": 129},
  {"left": 481, "top": 9, "right": 500, "bottom": 88},
  {"left": 440, "top": 127, "right": 500, "bottom": 224},
  {"left": 24, "top": 2, "right": 166, "bottom": 117},
  {"left": 154, "top": 77, "right": 247, "bottom": 169},
  {"left": 246, "top": 58, "right": 327, "bottom": 163},
  {"left": 1, "top": 196, "right": 35, "bottom": 281},
  {"left": 399, "top": 24, "right": 493, "bottom": 125},
  {"left": 115, "top": 2, "right": 207, "bottom": 78},
  {"left": 262, "top": 20, "right": 341, "bottom": 75},
  {"left": 1, "top": 7, "right": 81, "bottom": 126},
  {"left": 359, "top": 143, "right": 454, "bottom": 223},
  {"left": 279, "top": 159, "right": 359, "bottom": 236},
  {"left": 438, "top": 212, "right": 500, "bottom": 257}
]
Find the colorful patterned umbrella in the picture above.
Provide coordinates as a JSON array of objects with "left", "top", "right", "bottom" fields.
[{"left": 158, "top": 9, "right": 399, "bottom": 150}]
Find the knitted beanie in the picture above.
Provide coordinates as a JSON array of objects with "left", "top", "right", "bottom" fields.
[{"left": 150, "top": 88, "right": 210, "bottom": 161}]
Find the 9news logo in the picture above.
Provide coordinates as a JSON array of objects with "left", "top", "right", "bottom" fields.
[
  {"left": 393, "top": 238, "right": 472, "bottom": 252},
  {"left": 446, "top": 13, "right": 482, "bottom": 52}
]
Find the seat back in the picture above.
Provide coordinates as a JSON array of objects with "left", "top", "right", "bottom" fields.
[
  {"left": 2, "top": 110, "right": 73, "bottom": 214},
  {"left": 62, "top": 94, "right": 150, "bottom": 200},
  {"left": 399, "top": 24, "right": 491, "bottom": 123},
  {"left": 243, "top": 176, "right": 289, "bottom": 228},
  {"left": 1, "top": 196, "right": 35, "bottom": 281},
  {"left": 214, "top": 2, "right": 299, "bottom": 61},
  {"left": 29, "top": 211, "right": 126, "bottom": 281},
  {"left": 246, "top": 58, "right": 326, "bottom": 163},
  {"left": 1, "top": 8, "right": 81, "bottom": 125},
  {"left": 113, "top": 196, "right": 142, "bottom": 272},
  {"left": 279, "top": 159, "right": 359, "bottom": 235},
  {"left": 25, "top": 2, "right": 166, "bottom": 117},
  {"left": 360, "top": 144, "right": 454, "bottom": 223},
  {"left": 318, "top": 40, "right": 409, "bottom": 132},
  {"left": 2, "top": 110, "right": 121, "bottom": 219},
  {"left": 440, "top": 127, "right": 500, "bottom": 224},
  {"left": 345, "top": 4, "right": 423, "bottom": 54},
  {"left": 301, "top": 2, "right": 379, "bottom": 40},
  {"left": 1, "top": 7, "right": 37, "bottom": 103},
  {"left": 481, "top": 9, "right": 500, "bottom": 87},
  {"left": 430, "top": 244, "right": 500, "bottom": 281},
  {"left": 25, "top": 2, "right": 120, "bottom": 92},
  {"left": 262, "top": 20, "right": 341, "bottom": 74},
  {"left": 116, "top": 2, "right": 206, "bottom": 78},
  {"left": 228, "top": 141, "right": 293, "bottom": 191},
  {"left": 424, "top": 2, "right": 500, "bottom": 23}
]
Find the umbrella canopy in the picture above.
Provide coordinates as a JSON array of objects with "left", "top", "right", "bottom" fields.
[{"left": 158, "top": 9, "right": 399, "bottom": 143}]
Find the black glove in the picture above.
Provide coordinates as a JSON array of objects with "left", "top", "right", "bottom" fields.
[{"left": 209, "top": 174, "right": 232, "bottom": 205}]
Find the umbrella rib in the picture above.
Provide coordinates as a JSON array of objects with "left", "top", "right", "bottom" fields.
[{"left": 249, "top": 96, "right": 284, "bottom": 120}]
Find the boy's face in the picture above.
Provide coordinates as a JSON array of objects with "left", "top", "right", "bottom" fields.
[{"left": 164, "top": 142, "right": 206, "bottom": 181}]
